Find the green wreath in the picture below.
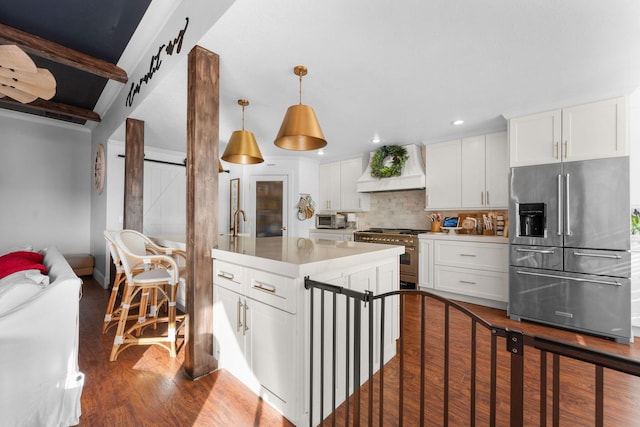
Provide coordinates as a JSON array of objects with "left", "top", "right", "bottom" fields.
[{"left": 370, "top": 145, "right": 408, "bottom": 178}]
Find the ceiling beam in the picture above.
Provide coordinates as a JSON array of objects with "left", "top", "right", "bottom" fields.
[
  {"left": 0, "top": 23, "right": 128, "bottom": 84},
  {"left": 0, "top": 97, "right": 101, "bottom": 122}
]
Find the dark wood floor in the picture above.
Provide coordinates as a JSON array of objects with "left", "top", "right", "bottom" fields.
[
  {"left": 78, "top": 276, "right": 294, "bottom": 426},
  {"left": 78, "top": 277, "right": 640, "bottom": 426}
]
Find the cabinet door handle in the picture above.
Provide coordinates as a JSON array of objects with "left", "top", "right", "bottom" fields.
[
  {"left": 516, "top": 248, "right": 555, "bottom": 254},
  {"left": 486, "top": 191, "right": 490, "bottom": 206},
  {"left": 565, "top": 173, "right": 572, "bottom": 236},
  {"left": 460, "top": 280, "right": 476, "bottom": 285},
  {"left": 516, "top": 270, "right": 622, "bottom": 286},
  {"left": 555, "top": 141, "right": 559, "bottom": 159},
  {"left": 557, "top": 174, "right": 563, "bottom": 236},
  {"left": 573, "top": 251, "right": 622, "bottom": 260},
  {"left": 563, "top": 140, "right": 568, "bottom": 159},
  {"left": 243, "top": 302, "right": 249, "bottom": 335},
  {"left": 480, "top": 191, "right": 484, "bottom": 205},
  {"left": 460, "top": 253, "right": 477, "bottom": 257},
  {"left": 253, "top": 281, "right": 277, "bottom": 294},
  {"left": 237, "top": 299, "right": 243, "bottom": 332},
  {"left": 218, "top": 271, "right": 235, "bottom": 281}
]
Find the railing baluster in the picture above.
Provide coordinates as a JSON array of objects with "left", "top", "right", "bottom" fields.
[
  {"left": 345, "top": 298, "right": 350, "bottom": 426},
  {"left": 540, "top": 351, "right": 547, "bottom": 427},
  {"left": 490, "top": 329, "right": 497, "bottom": 427},
  {"left": 420, "top": 294, "right": 426, "bottom": 427},
  {"left": 595, "top": 365, "right": 604, "bottom": 427},
  {"left": 332, "top": 292, "right": 337, "bottom": 427},
  {"left": 444, "top": 303, "right": 450, "bottom": 427},
  {"left": 379, "top": 298, "right": 385, "bottom": 427},
  {"left": 553, "top": 354, "right": 560, "bottom": 426},
  {"left": 320, "top": 289, "right": 325, "bottom": 424},
  {"left": 354, "top": 299, "right": 361, "bottom": 426},
  {"left": 471, "top": 320, "right": 477, "bottom": 427},
  {"left": 399, "top": 293, "right": 405, "bottom": 426},
  {"left": 309, "top": 285, "right": 314, "bottom": 427}
]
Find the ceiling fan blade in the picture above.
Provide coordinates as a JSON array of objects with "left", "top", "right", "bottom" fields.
[
  {"left": 0, "top": 84, "right": 37, "bottom": 103},
  {"left": 0, "top": 72, "right": 56, "bottom": 100},
  {"left": 0, "top": 45, "right": 37, "bottom": 72},
  {"left": 0, "top": 67, "right": 56, "bottom": 90}
]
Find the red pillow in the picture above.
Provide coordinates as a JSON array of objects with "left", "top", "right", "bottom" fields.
[
  {"left": 0, "top": 252, "right": 47, "bottom": 280},
  {"left": 0, "top": 251, "right": 44, "bottom": 263}
]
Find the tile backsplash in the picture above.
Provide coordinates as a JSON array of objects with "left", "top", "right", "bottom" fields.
[
  {"left": 342, "top": 189, "right": 429, "bottom": 230},
  {"left": 339, "top": 189, "right": 507, "bottom": 233}
]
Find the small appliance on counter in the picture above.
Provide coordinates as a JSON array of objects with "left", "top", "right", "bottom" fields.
[
  {"left": 346, "top": 213, "right": 358, "bottom": 229},
  {"left": 316, "top": 213, "right": 346, "bottom": 229}
]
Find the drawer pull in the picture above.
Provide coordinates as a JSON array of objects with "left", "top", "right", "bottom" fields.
[
  {"left": 573, "top": 251, "right": 622, "bottom": 260},
  {"left": 460, "top": 253, "right": 477, "bottom": 257},
  {"left": 218, "top": 271, "right": 235, "bottom": 280},
  {"left": 253, "top": 281, "right": 277, "bottom": 294},
  {"left": 459, "top": 280, "right": 476, "bottom": 285},
  {"left": 516, "top": 248, "right": 555, "bottom": 254}
]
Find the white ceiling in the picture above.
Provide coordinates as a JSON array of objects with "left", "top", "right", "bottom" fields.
[{"left": 113, "top": 0, "right": 640, "bottom": 163}]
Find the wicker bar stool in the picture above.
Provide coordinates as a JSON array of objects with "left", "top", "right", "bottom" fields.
[{"left": 109, "top": 230, "right": 187, "bottom": 361}]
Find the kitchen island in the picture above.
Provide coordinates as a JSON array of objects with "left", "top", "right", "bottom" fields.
[{"left": 155, "top": 235, "right": 404, "bottom": 426}]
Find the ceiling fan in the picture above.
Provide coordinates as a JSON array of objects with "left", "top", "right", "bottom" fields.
[{"left": 0, "top": 44, "right": 56, "bottom": 103}]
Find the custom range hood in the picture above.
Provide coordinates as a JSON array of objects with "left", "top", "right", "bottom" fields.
[{"left": 357, "top": 144, "right": 426, "bottom": 193}]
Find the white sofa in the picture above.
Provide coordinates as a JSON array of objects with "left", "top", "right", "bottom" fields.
[{"left": 0, "top": 247, "right": 84, "bottom": 426}]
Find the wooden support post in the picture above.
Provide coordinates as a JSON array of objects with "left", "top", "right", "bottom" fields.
[
  {"left": 123, "top": 118, "right": 144, "bottom": 232},
  {"left": 185, "top": 45, "right": 219, "bottom": 378}
]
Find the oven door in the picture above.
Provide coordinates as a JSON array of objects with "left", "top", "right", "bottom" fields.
[{"left": 400, "top": 246, "right": 417, "bottom": 283}]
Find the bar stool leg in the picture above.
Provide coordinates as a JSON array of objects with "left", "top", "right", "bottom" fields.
[{"left": 110, "top": 282, "right": 136, "bottom": 361}]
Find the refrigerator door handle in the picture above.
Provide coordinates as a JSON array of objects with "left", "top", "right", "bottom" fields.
[
  {"left": 515, "top": 270, "right": 622, "bottom": 286},
  {"left": 565, "top": 173, "right": 572, "bottom": 236},
  {"left": 573, "top": 251, "right": 623, "bottom": 260},
  {"left": 557, "top": 174, "right": 563, "bottom": 236},
  {"left": 516, "top": 248, "right": 556, "bottom": 254}
]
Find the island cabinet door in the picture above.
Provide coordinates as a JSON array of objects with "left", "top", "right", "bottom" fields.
[
  {"left": 213, "top": 286, "right": 250, "bottom": 385},
  {"left": 245, "top": 297, "right": 295, "bottom": 413}
]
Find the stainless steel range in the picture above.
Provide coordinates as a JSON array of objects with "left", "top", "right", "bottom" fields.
[{"left": 354, "top": 228, "right": 428, "bottom": 288}]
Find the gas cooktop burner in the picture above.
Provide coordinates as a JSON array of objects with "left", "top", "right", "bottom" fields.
[{"left": 361, "top": 228, "right": 429, "bottom": 235}]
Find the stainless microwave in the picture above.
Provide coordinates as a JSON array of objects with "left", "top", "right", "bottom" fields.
[{"left": 316, "top": 213, "right": 346, "bottom": 229}]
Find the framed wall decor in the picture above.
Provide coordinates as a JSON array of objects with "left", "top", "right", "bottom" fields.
[{"left": 230, "top": 178, "right": 240, "bottom": 230}]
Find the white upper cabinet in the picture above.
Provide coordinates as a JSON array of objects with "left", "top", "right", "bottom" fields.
[
  {"left": 427, "top": 131, "right": 508, "bottom": 210},
  {"left": 318, "top": 162, "right": 341, "bottom": 211},
  {"left": 340, "top": 157, "right": 370, "bottom": 211},
  {"left": 509, "top": 97, "right": 628, "bottom": 167},
  {"left": 426, "top": 139, "right": 461, "bottom": 209},
  {"left": 484, "top": 132, "right": 509, "bottom": 208},
  {"left": 318, "top": 157, "right": 370, "bottom": 212}
]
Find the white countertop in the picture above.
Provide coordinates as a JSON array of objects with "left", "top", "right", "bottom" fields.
[
  {"left": 154, "top": 235, "right": 404, "bottom": 278},
  {"left": 418, "top": 231, "right": 508, "bottom": 244}
]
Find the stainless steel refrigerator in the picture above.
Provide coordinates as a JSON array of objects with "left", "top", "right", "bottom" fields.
[{"left": 508, "top": 156, "right": 632, "bottom": 343}]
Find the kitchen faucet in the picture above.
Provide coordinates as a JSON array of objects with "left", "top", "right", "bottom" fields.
[{"left": 233, "top": 209, "right": 246, "bottom": 237}]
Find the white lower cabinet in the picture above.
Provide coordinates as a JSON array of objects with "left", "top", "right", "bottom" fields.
[
  {"left": 213, "top": 264, "right": 295, "bottom": 416},
  {"left": 419, "top": 237, "right": 508, "bottom": 306}
]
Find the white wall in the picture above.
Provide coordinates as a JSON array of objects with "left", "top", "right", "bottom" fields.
[{"left": 0, "top": 111, "right": 91, "bottom": 254}]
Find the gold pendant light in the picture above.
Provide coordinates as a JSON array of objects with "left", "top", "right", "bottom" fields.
[
  {"left": 274, "top": 65, "right": 327, "bottom": 151},
  {"left": 222, "top": 99, "right": 264, "bottom": 164}
]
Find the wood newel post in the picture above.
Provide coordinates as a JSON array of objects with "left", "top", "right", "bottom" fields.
[
  {"left": 123, "top": 118, "right": 144, "bottom": 232},
  {"left": 184, "top": 45, "right": 219, "bottom": 378}
]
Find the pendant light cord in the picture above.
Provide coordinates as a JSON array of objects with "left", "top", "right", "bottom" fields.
[{"left": 298, "top": 72, "right": 303, "bottom": 104}]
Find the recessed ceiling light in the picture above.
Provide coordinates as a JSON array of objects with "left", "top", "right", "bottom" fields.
[
  {"left": 371, "top": 136, "right": 381, "bottom": 144},
  {"left": 317, "top": 149, "right": 325, "bottom": 156},
  {"left": 452, "top": 120, "right": 464, "bottom": 126}
]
